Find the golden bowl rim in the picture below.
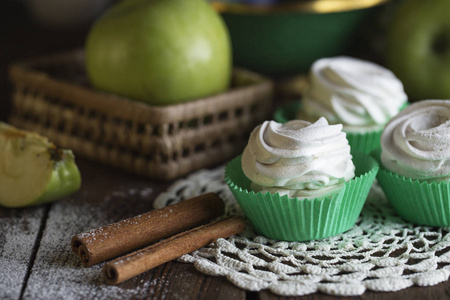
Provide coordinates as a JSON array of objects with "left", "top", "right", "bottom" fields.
[{"left": 211, "top": 0, "right": 390, "bottom": 14}]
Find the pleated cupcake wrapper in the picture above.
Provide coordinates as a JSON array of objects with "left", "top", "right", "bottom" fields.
[
  {"left": 225, "top": 151, "right": 379, "bottom": 241},
  {"left": 272, "top": 101, "right": 299, "bottom": 124},
  {"left": 347, "top": 103, "right": 409, "bottom": 154},
  {"left": 346, "top": 130, "right": 381, "bottom": 155},
  {"left": 376, "top": 167, "right": 450, "bottom": 227},
  {"left": 273, "top": 102, "right": 380, "bottom": 154},
  {"left": 273, "top": 101, "right": 410, "bottom": 155}
]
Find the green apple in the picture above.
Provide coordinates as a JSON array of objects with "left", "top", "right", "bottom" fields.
[
  {"left": 0, "top": 123, "right": 81, "bottom": 208},
  {"left": 86, "top": 0, "right": 231, "bottom": 105},
  {"left": 386, "top": 0, "right": 450, "bottom": 100}
]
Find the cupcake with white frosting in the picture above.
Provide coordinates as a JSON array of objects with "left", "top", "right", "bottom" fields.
[
  {"left": 242, "top": 118, "right": 355, "bottom": 199},
  {"left": 277, "top": 56, "right": 409, "bottom": 154},
  {"left": 225, "top": 118, "right": 379, "bottom": 241},
  {"left": 375, "top": 100, "right": 450, "bottom": 226}
]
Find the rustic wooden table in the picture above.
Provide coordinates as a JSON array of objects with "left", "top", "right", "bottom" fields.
[
  {"left": 2, "top": 158, "right": 450, "bottom": 300},
  {"left": 1, "top": 1, "right": 450, "bottom": 299}
]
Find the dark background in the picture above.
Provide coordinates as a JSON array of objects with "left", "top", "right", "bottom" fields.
[
  {"left": 0, "top": 0, "right": 389, "bottom": 123},
  {"left": 0, "top": 0, "right": 109, "bottom": 122}
]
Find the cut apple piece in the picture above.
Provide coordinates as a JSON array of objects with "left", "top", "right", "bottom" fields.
[{"left": 0, "top": 122, "right": 81, "bottom": 207}]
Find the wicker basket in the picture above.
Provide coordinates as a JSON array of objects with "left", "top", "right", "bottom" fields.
[{"left": 8, "top": 50, "right": 273, "bottom": 180}]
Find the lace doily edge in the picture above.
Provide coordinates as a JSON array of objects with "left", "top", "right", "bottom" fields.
[{"left": 178, "top": 254, "right": 450, "bottom": 297}]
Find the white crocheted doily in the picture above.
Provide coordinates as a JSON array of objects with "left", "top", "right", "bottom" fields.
[{"left": 154, "top": 165, "right": 450, "bottom": 297}]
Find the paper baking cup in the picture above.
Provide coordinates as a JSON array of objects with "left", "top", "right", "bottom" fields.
[
  {"left": 273, "top": 101, "right": 410, "bottom": 155},
  {"left": 225, "top": 151, "right": 379, "bottom": 241},
  {"left": 272, "top": 100, "right": 300, "bottom": 124},
  {"left": 372, "top": 148, "right": 450, "bottom": 226},
  {"left": 345, "top": 130, "right": 382, "bottom": 155}
]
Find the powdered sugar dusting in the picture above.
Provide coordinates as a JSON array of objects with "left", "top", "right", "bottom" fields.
[
  {"left": 0, "top": 207, "right": 45, "bottom": 299},
  {"left": 20, "top": 184, "right": 157, "bottom": 299}
]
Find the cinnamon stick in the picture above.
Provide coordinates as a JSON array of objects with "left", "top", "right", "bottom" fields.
[
  {"left": 71, "top": 193, "right": 225, "bottom": 267},
  {"left": 103, "top": 215, "right": 246, "bottom": 285}
]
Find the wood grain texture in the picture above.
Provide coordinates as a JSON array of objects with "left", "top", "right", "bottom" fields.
[
  {"left": 0, "top": 206, "right": 46, "bottom": 300},
  {"left": 11, "top": 158, "right": 244, "bottom": 300},
  {"left": 19, "top": 159, "right": 170, "bottom": 299},
  {"left": 4, "top": 157, "right": 450, "bottom": 298}
]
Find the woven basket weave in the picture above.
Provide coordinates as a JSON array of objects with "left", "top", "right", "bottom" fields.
[{"left": 8, "top": 50, "right": 273, "bottom": 180}]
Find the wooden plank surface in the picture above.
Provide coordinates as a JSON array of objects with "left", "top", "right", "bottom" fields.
[
  {"left": 0, "top": 206, "right": 46, "bottom": 300},
  {"left": 3, "top": 156, "right": 450, "bottom": 299},
  {"left": 14, "top": 158, "right": 244, "bottom": 300}
]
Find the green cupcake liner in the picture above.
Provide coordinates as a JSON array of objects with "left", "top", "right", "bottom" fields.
[
  {"left": 225, "top": 151, "right": 379, "bottom": 241},
  {"left": 273, "top": 101, "right": 300, "bottom": 124},
  {"left": 372, "top": 148, "right": 450, "bottom": 226},
  {"left": 345, "top": 130, "right": 382, "bottom": 155},
  {"left": 273, "top": 101, "right": 410, "bottom": 155}
]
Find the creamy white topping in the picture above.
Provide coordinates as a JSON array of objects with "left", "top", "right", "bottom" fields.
[
  {"left": 300, "top": 56, "right": 407, "bottom": 132},
  {"left": 381, "top": 100, "right": 450, "bottom": 181},
  {"left": 241, "top": 118, "right": 355, "bottom": 199}
]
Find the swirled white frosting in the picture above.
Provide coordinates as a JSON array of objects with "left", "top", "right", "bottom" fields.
[
  {"left": 381, "top": 100, "right": 450, "bottom": 181},
  {"left": 300, "top": 56, "right": 408, "bottom": 132},
  {"left": 241, "top": 118, "right": 355, "bottom": 199}
]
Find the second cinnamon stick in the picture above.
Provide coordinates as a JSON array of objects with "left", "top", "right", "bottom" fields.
[
  {"left": 71, "top": 193, "right": 225, "bottom": 266},
  {"left": 103, "top": 215, "right": 246, "bottom": 284}
]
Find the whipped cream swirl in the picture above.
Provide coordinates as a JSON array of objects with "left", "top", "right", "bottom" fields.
[
  {"left": 301, "top": 56, "right": 408, "bottom": 131},
  {"left": 241, "top": 118, "right": 355, "bottom": 199},
  {"left": 381, "top": 100, "right": 450, "bottom": 181}
]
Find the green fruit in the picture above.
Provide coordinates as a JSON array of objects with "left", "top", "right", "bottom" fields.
[
  {"left": 0, "top": 123, "right": 81, "bottom": 208},
  {"left": 386, "top": 0, "right": 450, "bottom": 100},
  {"left": 86, "top": 0, "right": 232, "bottom": 105}
]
